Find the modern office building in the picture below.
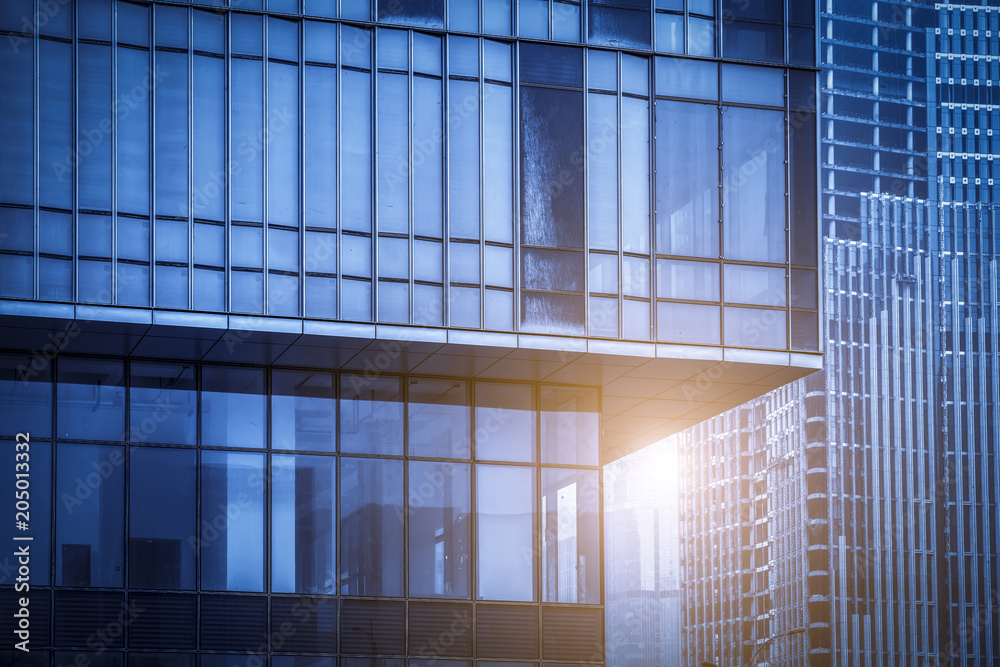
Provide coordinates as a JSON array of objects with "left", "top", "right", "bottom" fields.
[
  {"left": 0, "top": 0, "right": 820, "bottom": 665},
  {"left": 676, "top": 195, "right": 1000, "bottom": 667}
]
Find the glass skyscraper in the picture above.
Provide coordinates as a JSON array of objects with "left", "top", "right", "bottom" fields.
[{"left": 0, "top": 0, "right": 820, "bottom": 664}]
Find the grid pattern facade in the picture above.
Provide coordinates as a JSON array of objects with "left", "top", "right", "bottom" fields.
[
  {"left": 675, "top": 195, "right": 1000, "bottom": 667},
  {"left": 0, "top": 0, "right": 820, "bottom": 353},
  {"left": 820, "top": 0, "right": 934, "bottom": 239},
  {"left": 932, "top": 2, "right": 1000, "bottom": 204},
  {"left": 0, "top": 353, "right": 607, "bottom": 665}
]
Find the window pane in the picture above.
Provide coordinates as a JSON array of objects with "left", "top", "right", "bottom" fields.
[
  {"left": 377, "top": 71, "right": 409, "bottom": 234},
  {"left": 340, "top": 457, "right": 404, "bottom": 596},
  {"left": 272, "top": 370, "right": 336, "bottom": 452},
  {"left": 57, "top": 358, "right": 125, "bottom": 441},
  {"left": 477, "top": 465, "right": 535, "bottom": 601},
  {"left": 342, "top": 69, "right": 373, "bottom": 232},
  {"left": 305, "top": 65, "right": 337, "bottom": 228},
  {"left": 407, "top": 378, "right": 471, "bottom": 458},
  {"left": 655, "top": 101, "right": 719, "bottom": 258},
  {"left": 722, "top": 107, "right": 786, "bottom": 264},
  {"left": 657, "top": 301, "right": 720, "bottom": 344},
  {"left": 414, "top": 76, "right": 444, "bottom": 238},
  {"left": 655, "top": 56, "right": 717, "bottom": 100},
  {"left": 200, "top": 451, "right": 265, "bottom": 591},
  {"left": 272, "top": 454, "right": 337, "bottom": 594},
  {"left": 0, "top": 353, "right": 52, "bottom": 438},
  {"left": 201, "top": 366, "right": 266, "bottom": 448},
  {"left": 56, "top": 444, "right": 124, "bottom": 587},
  {"left": 656, "top": 259, "right": 719, "bottom": 302},
  {"left": 724, "top": 264, "right": 786, "bottom": 307},
  {"left": 588, "top": 93, "right": 618, "bottom": 252},
  {"left": 129, "top": 447, "right": 196, "bottom": 589},
  {"left": 232, "top": 59, "right": 264, "bottom": 223},
  {"left": 724, "top": 306, "right": 787, "bottom": 349},
  {"left": 449, "top": 79, "right": 481, "bottom": 240},
  {"left": 474, "top": 382, "right": 536, "bottom": 462},
  {"left": 540, "top": 386, "right": 599, "bottom": 466},
  {"left": 129, "top": 362, "right": 196, "bottom": 445},
  {"left": 542, "top": 468, "right": 600, "bottom": 603},
  {"left": 408, "top": 461, "right": 471, "bottom": 598},
  {"left": 340, "top": 374, "right": 404, "bottom": 455},
  {"left": 0, "top": 441, "right": 51, "bottom": 585}
]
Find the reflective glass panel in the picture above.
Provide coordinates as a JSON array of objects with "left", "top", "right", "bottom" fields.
[
  {"left": 540, "top": 386, "right": 599, "bottom": 466},
  {"left": 200, "top": 450, "right": 265, "bottom": 591},
  {"left": 57, "top": 358, "right": 126, "bottom": 441},
  {"left": 0, "top": 441, "right": 50, "bottom": 585},
  {"left": 477, "top": 465, "right": 535, "bottom": 601},
  {"left": 128, "top": 447, "right": 196, "bottom": 589},
  {"left": 272, "top": 454, "right": 337, "bottom": 594},
  {"left": 56, "top": 443, "right": 124, "bottom": 587},
  {"left": 542, "top": 468, "right": 600, "bottom": 603},
  {"left": 340, "top": 374, "right": 404, "bottom": 455},
  {"left": 340, "top": 457, "right": 404, "bottom": 596},
  {"left": 129, "top": 362, "right": 196, "bottom": 445},
  {"left": 474, "top": 382, "right": 536, "bottom": 462},
  {"left": 408, "top": 460, "right": 472, "bottom": 598},
  {"left": 201, "top": 366, "right": 266, "bottom": 448},
  {"left": 0, "top": 353, "right": 51, "bottom": 438},
  {"left": 272, "top": 370, "right": 336, "bottom": 452},
  {"left": 407, "top": 378, "right": 471, "bottom": 459}
]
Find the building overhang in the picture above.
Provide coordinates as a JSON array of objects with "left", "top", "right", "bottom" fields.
[{"left": 0, "top": 299, "right": 822, "bottom": 464}]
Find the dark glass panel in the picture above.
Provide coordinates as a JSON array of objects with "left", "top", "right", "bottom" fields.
[
  {"left": 129, "top": 448, "right": 196, "bottom": 589},
  {"left": 790, "top": 112, "right": 818, "bottom": 267},
  {"left": 0, "top": 353, "right": 52, "bottom": 438},
  {"left": 378, "top": 0, "right": 445, "bottom": 28},
  {"left": 519, "top": 43, "right": 583, "bottom": 88},
  {"left": 723, "top": 20, "right": 784, "bottom": 63},
  {"left": 408, "top": 460, "right": 472, "bottom": 598},
  {"left": 272, "top": 370, "right": 336, "bottom": 452},
  {"left": 55, "top": 444, "right": 124, "bottom": 587},
  {"left": 201, "top": 366, "right": 266, "bottom": 448},
  {"left": 520, "top": 86, "right": 584, "bottom": 248},
  {"left": 129, "top": 362, "right": 196, "bottom": 445},
  {"left": 272, "top": 454, "right": 337, "bottom": 594},
  {"left": 340, "top": 457, "right": 404, "bottom": 596},
  {"left": 522, "top": 248, "right": 585, "bottom": 292},
  {"left": 588, "top": 6, "right": 651, "bottom": 50},
  {"left": 57, "top": 358, "right": 126, "bottom": 441},
  {"left": 200, "top": 450, "right": 266, "bottom": 591}
]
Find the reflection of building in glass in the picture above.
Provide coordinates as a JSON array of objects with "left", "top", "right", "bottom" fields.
[
  {"left": 0, "top": 0, "right": 819, "bottom": 663},
  {"left": 677, "top": 196, "right": 1000, "bottom": 667},
  {"left": 605, "top": 443, "right": 682, "bottom": 667}
]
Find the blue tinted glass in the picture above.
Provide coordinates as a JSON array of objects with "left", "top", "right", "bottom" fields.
[
  {"left": 688, "top": 16, "right": 716, "bottom": 56},
  {"left": 193, "top": 9, "right": 225, "bottom": 53},
  {"left": 449, "top": 35, "right": 479, "bottom": 78},
  {"left": 340, "top": 457, "right": 404, "bottom": 596},
  {"left": 474, "top": 382, "right": 536, "bottom": 462},
  {"left": 724, "top": 264, "right": 787, "bottom": 307},
  {"left": 268, "top": 61, "right": 300, "bottom": 227},
  {"left": 78, "top": 44, "right": 113, "bottom": 210},
  {"left": 621, "top": 96, "right": 650, "bottom": 253},
  {"left": 542, "top": 468, "right": 601, "bottom": 603},
  {"left": 0, "top": 28, "right": 32, "bottom": 205},
  {"left": 201, "top": 366, "right": 266, "bottom": 448},
  {"left": 589, "top": 5, "right": 651, "bottom": 50},
  {"left": 723, "top": 20, "right": 784, "bottom": 63},
  {"left": 519, "top": 0, "right": 548, "bottom": 39},
  {"left": 519, "top": 43, "right": 583, "bottom": 87},
  {"left": 540, "top": 386, "right": 599, "bottom": 465},
  {"left": 118, "top": 217, "right": 150, "bottom": 262},
  {"left": 129, "top": 447, "right": 196, "bottom": 589},
  {"left": 722, "top": 106, "right": 786, "bottom": 263},
  {"left": 520, "top": 87, "right": 584, "bottom": 248},
  {"left": 722, "top": 63, "right": 783, "bottom": 106},
  {"left": 656, "top": 258, "right": 720, "bottom": 301},
  {"left": 56, "top": 443, "right": 124, "bottom": 586},
  {"left": 654, "top": 100, "right": 719, "bottom": 258},
  {"left": 341, "top": 25, "right": 372, "bottom": 69},
  {"left": 378, "top": 72, "right": 410, "bottom": 235},
  {"left": 192, "top": 55, "right": 225, "bottom": 221},
  {"left": 0, "top": 353, "right": 52, "bottom": 438},
  {"left": 57, "top": 358, "right": 125, "bottom": 441},
  {"left": 305, "top": 20, "right": 337, "bottom": 62},
  {"left": 377, "top": 0, "right": 444, "bottom": 28},
  {"left": 231, "top": 60, "right": 264, "bottom": 223},
  {"left": 407, "top": 378, "right": 471, "bottom": 458},
  {"left": 272, "top": 454, "right": 336, "bottom": 593},
  {"left": 268, "top": 17, "right": 299, "bottom": 63},
  {"left": 588, "top": 49, "right": 617, "bottom": 91},
  {"left": 154, "top": 5, "right": 188, "bottom": 49},
  {"left": 477, "top": 464, "right": 535, "bottom": 601},
  {"left": 155, "top": 51, "right": 189, "bottom": 217},
  {"left": 200, "top": 451, "right": 265, "bottom": 591},
  {"left": 449, "top": 0, "right": 478, "bottom": 31},
  {"left": 194, "top": 268, "right": 225, "bottom": 311},
  {"left": 130, "top": 362, "right": 196, "bottom": 445},
  {"left": 305, "top": 66, "right": 338, "bottom": 229},
  {"left": 655, "top": 56, "right": 717, "bottom": 100},
  {"left": 553, "top": 1, "right": 581, "bottom": 42},
  {"left": 232, "top": 13, "right": 263, "bottom": 56},
  {"left": 414, "top": 76, "right": 444, "bottom": 237},
  {"left": 117, "top": 46, "right": 151, "bottom": 215},
  {"left": 340, "top": 374, "right": 404, "bottom": 455},
  {"left": 342, "top": 69, "right": 373, "bottom": 232},
  {"left": 378, "top": 28, "right": 409, "bottom": 70},
  {"left": 39, "top": 40, "right": 73, "bottom": 209},
  {"left": 408, "top": 460, "right": 471, "bottom": 598},
  {"left": 448, "top": 79, "right": 481, "bottom": 240},
  {"left": 657, "top": 301, "right": 720, "bottom": 344},
  {"left": 271, "top": 370, "right": 336, "bottom": 452},
  {"left": 484, "top": 0, "right": 512, "bottom": 35},
  {"left": 724, "top": 306, "right": 787, "bottom": 349},
  {"left": 0, "top": 440, "right": 51, "bottom": 585}
]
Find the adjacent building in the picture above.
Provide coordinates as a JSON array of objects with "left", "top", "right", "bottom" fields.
[{"left": 0, "top": 0, "right": 820, "bottom": 665}]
